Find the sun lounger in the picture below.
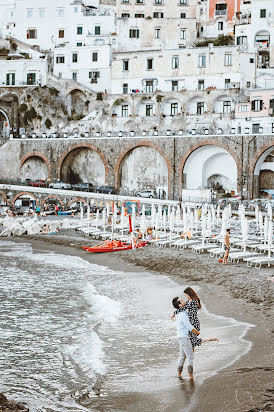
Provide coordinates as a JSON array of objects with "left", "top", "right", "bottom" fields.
[
  {"left": 244, "top": 256, "right": 274, "bottom": 269},
  {"left": 209, "top": 247, "right": 238, "bottom": 258},
  {"left": 191, "top": 244, "right": 220, "bottom": 254},
  {"left": 228, "top": 251, "right": 261, "bottom": 264}
]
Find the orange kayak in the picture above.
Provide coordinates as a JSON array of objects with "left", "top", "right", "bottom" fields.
[{"left": 83, "top": 240, "right": 147, "bottom": 253}]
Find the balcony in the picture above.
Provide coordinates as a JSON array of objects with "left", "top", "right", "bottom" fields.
[{"left": 215, "top": 10, "right": 227, "bottom": 16}]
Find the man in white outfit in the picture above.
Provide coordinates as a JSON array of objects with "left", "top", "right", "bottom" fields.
[{"left": 172, "top": 297, "right": 200, "bottom": 380}]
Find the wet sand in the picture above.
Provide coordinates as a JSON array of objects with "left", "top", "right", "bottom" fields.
[{"left": 8, "top": 232, "right": 274, "bottom": 412}]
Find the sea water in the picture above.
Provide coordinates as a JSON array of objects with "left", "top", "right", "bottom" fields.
[{"left": 0, "top": 240, "right": 254, "bottom": 412}]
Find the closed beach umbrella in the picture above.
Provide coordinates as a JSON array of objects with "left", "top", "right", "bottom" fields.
[
  {"left": 176, "top": 206, "right": 181, "bottom": 230},
  {"left": 255, "top": 204, "right": 259, "bottom": 231},
  {"left": 267, "top": 202, "right": 272, "bottom": 221},
  {"left": 259, "top": 211, "right": 263, "bottom": 238},
  {"left": 102, "top": 207, "right": 106, "bottom": 232},
  {"left": 169, "top": 208, "right": 174, "bottom": 233},
  {"left": 268, "top": 220, "right": 273, "bottom": 261},
  {"left": 163, "top": 210, "right": 167, "bottom": 233},
  {"left": 121, "top": 205, "right": 127, "bottom": 228},
  {"left": 151, "top": 204, "right": 156, "bottom": 226},
  {"left": 216, "top": 204, "right": 221, "bottom": 219},
  {"left": 264, "top": 216, "right": 269, "bottom": 244},
  {"left": 80, "top": 205, "right": 84, "bottom": 225},
  {"left": 131, "top": 204, "right": 136, "bottom": 232},
  {"left": 190, "top": 211, "right": 194, "bottom": 234},
  {"left": 242, "top": 218, "right": 249, "bottom": 252},
  {"left": 87, "top": 204, "right": 90, "bottom": 228},
  {"left": 95, "top": 208, "right": 100, "bottom": 229},
  {"left": 106, "top": 203, "right": 110, "bottom": 218}
]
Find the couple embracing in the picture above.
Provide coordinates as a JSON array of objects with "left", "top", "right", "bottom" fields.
[{"left": 172, "top": 287, "right": 219, "bottom": 381}]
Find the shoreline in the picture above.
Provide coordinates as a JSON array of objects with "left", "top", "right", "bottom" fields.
[{"left": 4, "top": 233, "right": 274, "bottom": 412}]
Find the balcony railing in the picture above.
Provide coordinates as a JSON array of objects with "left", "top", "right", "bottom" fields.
[{"left": 215, "top": 10, "right": 227, "bottom": 16}]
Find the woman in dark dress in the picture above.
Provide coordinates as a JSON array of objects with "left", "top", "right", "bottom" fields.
[{"left": 172, "top": 287, "right": 218, "bottom": 348}]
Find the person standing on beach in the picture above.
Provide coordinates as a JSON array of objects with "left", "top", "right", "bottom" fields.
[
  {"left": 172, "top": 297, "right": 200, "bottom": 380},
  {"left": 223, "top": 228, "right": 231, "bottom": 265}
]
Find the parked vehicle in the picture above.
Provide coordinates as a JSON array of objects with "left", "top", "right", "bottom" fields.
[
  {"left": 95, "top": 186, "right": 118, "bottom": 194},
  {"left": 49, "top": 181, "right": 71, "bottom": 189},
  {"left": 135, "top": 189, "right": 157, "bottom": 198},
  {"left": 72, "top": 182, "right": 94, "bottom": 192},
  {"left": 27, "top": 179, "right": 47, "bottom": 187}
]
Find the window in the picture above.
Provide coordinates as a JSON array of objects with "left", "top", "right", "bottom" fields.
[
  {"left": 122, "top": 13, "right": 130, "bottom": 17},
  {"left": 170, "top": 103, "right": 178, "bottom": 116},
  {"left": 77, "top": 26, "right": 83, "bottom": 35},
  {"left": 135, "top": 14, "right": 144, "bottom": 18},
  {"left": 198, "top": 55, "right": 206, "bottom": 67},
  {"left": 224, "top": 53, "right": 232, "bottom": 66},
  {"left": 147, "top": 58, "right": 153, "bottom": 70},
  {"left": 92, "top": 52, "right": 98, "bottom": 62},
  {"left": 146, "top": 104, "right": 153, "bottom": 116},
  {"left": 27, "top": 29, "right": 37, "bottom": 39},
  {"left": 223, "top": 101, "right": 231, "bottom": 114},
  {"left": 153, "top": 12, "right": 164, "bottom": 18},
  {"left": 269, "top": 99, "right": 274, "bottom": 110},
  {"left": 77, "top": 42, "right": 82, "bottom": 47},
  {"left": 72, "top": 53, "right": 78, "bottom": 63},
  {"left": 123, "top": 60, "right": 129, "bottom": 71},
  {"left": 260, "top": 9, "right": 266, "bottom": 18},
  {"left": 198, "top": 79, "right": 204, "bottom": 90},
  {"left": 247, "top": 81, "right": 251, "bottom": 88},
  {"left": 225, "top": 79, "right": 230, "bottom": 89},
  {"left": 89, "top": 71, "right": 100, "bottom": 83},
  {"left": 59, "top": 29, "right": 64, "bottom": 38},
  {"left": 6, "top": 73, "right": 15, "bottom": 86},
  {"left": 215, "top": 3, "right": 227, "bottom": 15},
  {"left": 123, "top": 0, "right": 129, "bottom": 2},
  {"left": 237, "top": 36, "right": 247, "bottom": 45},
  {"left": 72, "top": 72, "right": 77, "bottom": 81},
  {"left": 172, "top": 81, "right": 178, "bottom": 91},
  {"left": 122, "top": 105, "right": 128, "bottom": 117},
  {"left": 26, "top": 9, "right": 33, "bottom": 18},
  {"left": 95, "top": 26, "right": 100, "bottom": 35},
  {"left": 179, "top": 0, "right": 187, "bottom": 4},
  {"left": 58, "top": 73, "right": 62, "bottom": 79},
  {"left": 239, "top": 105, "right": 248, "bottom": 112},
  {"left": 200, "top": 8, "right": 203, "bottom": 15},
  {"left": 155, "top": 0, "right": 163, "bottom": 3},
  {"left": 180, "top": 13, "right": 186, "bottom": 18},
  {"left": 250, "top": 58, "right": 254, "bottom": 63},
  {"left": 172, "top": 56, "right": 179, "bottom": 69},
  {"left": 56, "top": 56, "right": 65, "bottom": 64},
  {"left": 145, "top": 80, "right": 154, "bottom": 93},
  {"left": 136, "top": 0, "right": 144, "bottom": 3},
  {"left": 155, "top": 28, "right": 161, "bottom": 38},
  {"left": 129, "top": 29, "right": 139, "bottom": 38},
  {"left": 218, "top": 21, "right": 223, "bottom": 31},
  {"left": 39, "top": 9, "right": 45, "bottom": 18},
  {"left": 179, "top": 29, "right": 186, "bottom": 40},
  {"left": 200, "top": 26, "right": 204, "bottom": 33},
  {"left": 27, "top": 73, "right": 36, "bottom": 85},
  {"left": 56, "top": 8, "right": 64, "bottom": 17},
  {"left": 74, "top": 7, "right": 78, "bottom": 13},
  {"left": 251, "top": 99, "right": 263, "bottom": 111},
  {"left": 272, "top": 123, "right": 274, "bottom": 133},
  {"left": 252, "top": 124, "right": 260, "bottom": 133},
  {"left": 197, "top": 102, "right": 204, "bottom": 115},
  {"left": 123, "top": 83, "right": 128, "bottom": 94}
]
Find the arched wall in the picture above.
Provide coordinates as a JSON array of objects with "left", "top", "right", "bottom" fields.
[
  {"left": 179, "top": 140, "right": 242, "bottom": 194},
  {"left": 67, "top": 198, "right": 87, "bottom": 207},
  {"left": 248, "top": 142, "right": 274, "bottom": 198},
  {"left": 114, "top": 141, "right": 172, "bottom": 197},
  {"left": 42, "top": 196, "right": 64, "bottom": 206},
  {"left": 12, "top": 192, "right": 38, "bottom": 205},
  {"left": 57, "top": 143, "right": 109, "bottom": 183},
  {"left": 21, "top": 151, "right": 51, "bottom": 179},
  {"left": 0, "top": 190, "right": 7, "bottom": 204}
]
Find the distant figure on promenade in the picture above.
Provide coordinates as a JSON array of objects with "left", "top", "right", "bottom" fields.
[
  {"left": 223, "top": 228, "right": 231, "bottom": 265},
  {"left": 172, "top": 296, "right": 200, "bottom": 380}
]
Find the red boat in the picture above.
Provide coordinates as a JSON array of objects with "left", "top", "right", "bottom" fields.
[{"left": 83, "top": 239, "right": 146, "bottom": 253}]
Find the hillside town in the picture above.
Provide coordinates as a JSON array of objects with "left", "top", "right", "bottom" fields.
[{"left": 0, "top": 0, "right": 273, "bottom": 201}]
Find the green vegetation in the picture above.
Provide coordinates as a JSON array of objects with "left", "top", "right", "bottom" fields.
[
  {"left": 45, "top": 119, "right": 52, "bottom": 129},
  {"left": 19, "top": 103, "right": 28, "bottom": 112},
  {"left": 194, "top": 35, "right": 234, "bottom": 48},
  {"left": 67, "top": 114, "right": 85, "bottom": 121},
  {"left": 96, "top": 92, "right": 103, "bottom": 101},
  {"left": 10, "top": 41, "right": 17, "bottom": 51},
  {"left": 0, "top": 47, "right": 9, "bottom": 55},
  {"left": 48, "top": 87, "right": 59, "bottom": 96},
  {"left": 23, "top": 107, "right": 38, "bottom": 126}
]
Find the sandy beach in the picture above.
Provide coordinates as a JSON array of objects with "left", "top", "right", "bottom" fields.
[{"left": 4, "top": 230, "right": 272, "bottom": 412}]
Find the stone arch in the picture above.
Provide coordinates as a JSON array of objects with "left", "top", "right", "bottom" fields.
[
  {"left": 112, "top": 98, "right": 132, "bottom": 117},
  {"left": 161, "top": 97, "right": 181, "bottom": 116},
  {"left": 21, "top": 151, "right": 51, "bottom": 179},
  {"left": 115, "top": 141, "right": 172, "bottom": 197},
  {"left": 178, "top": 140, "right": 242, "bottom": 194},
  {"left": 248, "top": 141, "right": 274, "bottom": 198},
  {"left": 58, "top": 142, "right": 109, "bottom": 184},
  {"left": 0, "top": 108, "right": 10, "bottom": 137},
  {"left": 0, "top": 190, "right": 7, "bottom": 204},
  {"left": 67, "top": 88, "right": 88, "bottom": 117},
  {"left": 213, "top": 94, "right": 234, "bottom": 114},
  {"left": 67, "top": 197, "right": 88, "bottom": 207},
  {"left": 186, "top": 95, "right": 207, "bottom": 115},
  {"left": 42, "top": 195, "right": 64, "bottom": 206},
  {"left": 12, "top": 192, "right": 38, "bottom": 205}
]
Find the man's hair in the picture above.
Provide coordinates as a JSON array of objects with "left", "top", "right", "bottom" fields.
[
  {"left": 172, "top": 296, "right": 180, "bottom": 309},
  {"left": 226, "top": 228, "right": 230, "bottom": 233}
]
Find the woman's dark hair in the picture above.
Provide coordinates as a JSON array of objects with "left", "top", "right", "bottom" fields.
[
  {"left": 184, "top": 287, "right": 201, "bottom": 309},
  {"left": 172, "top": 296, "right": 180, "bottom": 309}
]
